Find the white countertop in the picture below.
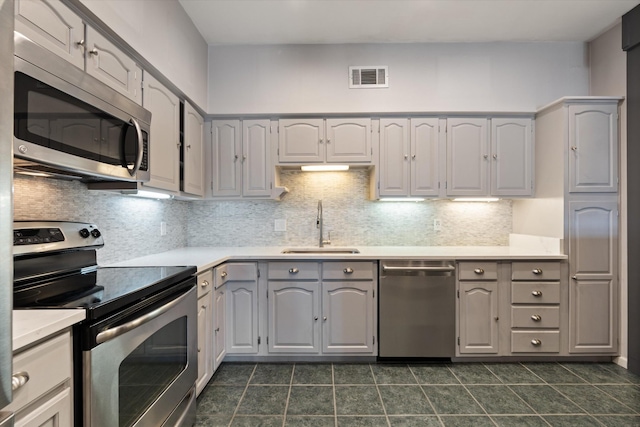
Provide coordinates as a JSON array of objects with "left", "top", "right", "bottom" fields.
[
  {"left": 12, "top": 310, "right": 85, "bottom": 352},
  {"left": 109, "top": 245, "right": 567, "bottom": 273}
]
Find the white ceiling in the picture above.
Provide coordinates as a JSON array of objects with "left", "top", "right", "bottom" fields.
[{"left": 179, "top": 0, "right": 640, "bottom": 45}]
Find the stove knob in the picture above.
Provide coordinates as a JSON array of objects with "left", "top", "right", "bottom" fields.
[
  {"left": 79, "top": 228, "right": 90, "bottom": 238},
  {"left": 91, "top": 229, "right": 102, "bottom": 238}
]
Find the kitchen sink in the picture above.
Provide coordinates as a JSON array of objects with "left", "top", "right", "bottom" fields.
[{"left": 281, "top": 247, "right": 360, "bottom": 254}]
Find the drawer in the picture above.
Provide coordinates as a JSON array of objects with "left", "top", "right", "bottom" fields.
[
  {"left": 323, "top": 261, "right": 374, "bottom": 280},
  {"left": 458, "top": 262, "right": 498, "bottom": 281},
  {"left": 7, "top": 331, "right": 72, "bottom": 413},
  {"left": 197, "top": 269, "right": 213, "bottom": 298},
  {"left": 511, "top": 331, "right": 560, "bottom": 353},
  {"left": 512, "top": 262, "right": 561, "bottom": 281},
  {"left": 511, "top": 282, "right": 560, "bottom": 304},
  {"left": 215, "top": 262, "right": 256, "bottom": 287},
  {"left": 511, "top": 306, "right": 560, "bottom": 328},
  {"left": 268, "top": 262, "right": 320, "bottom": 280}
]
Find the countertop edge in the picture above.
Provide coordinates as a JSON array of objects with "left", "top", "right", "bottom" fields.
[{"left": 12, "top": 309, "right": 86, "bottom": 352}]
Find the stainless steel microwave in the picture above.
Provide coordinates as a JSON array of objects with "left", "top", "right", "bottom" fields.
[{"left": 13, "top": 32, "right": 151, "bottom": 182}]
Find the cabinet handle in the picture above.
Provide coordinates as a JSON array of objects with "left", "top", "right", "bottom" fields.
[
  {"left": 327, "top": 139, "right": 331, "bottom": 143},
  {"left": 201, "top": 280, "right": 209, "bottom": 288},
  {"left": 89, "top": 48, "right": 99, "bottom": 56},
  {"left": 572, "top": 276, "right": 577, "bottom": 280},
  {"left": 76, "top": 39, "right": 85, "bottom": 48},
  {"left": 531, "top": 290, "right": 542, "bottom": 297},
  {"left": 11, "top": 372, "right": 29, "bottom": 391},
  {"left": 404, "top": 155, "right": 408, "bottom": 160},
  {"left": 532, "top": 268, "right": 543, "bottom": 275},
  {"left": 215, "top": 327, "right": 220, "bottom": 332},
  {"left": 474, "top": 268, "right": 485, "bottom": 275},
  {"left": 319, "top": 139, "right": 323, "bottom": 144},
  {"left": 531, "top": 314, "right": 542, "bottom": 321},
  {"left": 221, "top": 271, "right": 227, "bottom": 278},
  {"left": 483, "top": 154, "right": 488, "bottom": 159},
  {"left": 571, "top": 146, "right": 578, "bottom": 151},
  {"left": 323, "top": 316, "right": 327, "bottom": 321},
  {"left": 343, "top": 267, "right": 354, "bottom": 274},
  {"left": 243, "top": 155, "right": 247, "bottom": 161},
  {"left": 531, "top": 339, "right": 542, "bottom": 346},
  {"left": 197, "top": 347, "right": 201, "bottom": 353},
  {"left": 289, "top": 268, "right": 299, "bottom": 274},
  {"left": 314, "top": 316, "right": 318, "bottom": 321},
  {"left": 187, "top": 144, "right": 192, "bottom": 149},
  {"left": 412, "top": 154, "right": 416, "bottom": 160}
]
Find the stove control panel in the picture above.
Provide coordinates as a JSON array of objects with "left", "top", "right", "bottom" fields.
[
  {"left": 13, "top": 221, "right": 104, "bottom": 256},
  {"left": 14, "top": 228, "right": 64, "bottom": 245}
]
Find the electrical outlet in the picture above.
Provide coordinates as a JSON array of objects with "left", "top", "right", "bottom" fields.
[
  {"left": 433, "top": 219, "right": 441, "bottom": 231},
  {"left": 275, "top": 219, "right": 287, "bottom": 232},
  {"left": 160, "top": 221, "right": 167, "bottom": 236}
]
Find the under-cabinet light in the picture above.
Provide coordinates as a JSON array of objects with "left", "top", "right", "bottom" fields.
[
  {"left": 300, "top": 165, "right": 349, "bottom": 172},
  {"left": 452, "top": 197, "right": 500, "bottom": 202},
  {"left": 129, "top": 190, "right": 172, "bottom": 200},
  {"left": 378, "top": 197, "right": 425, "bottom": 202}
]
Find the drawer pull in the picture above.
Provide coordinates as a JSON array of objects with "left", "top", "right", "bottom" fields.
[
  {"left": 314, "top": 316, "right": 318, "bottom": 321},
  {"left": 343, "top": 267, "right": 354, "bottom": 274},
  {"left": 289, "top": 268, "right": 299, "bottom": 274},
  {"left": 531, "top": 290, "right": 543, "bottom": 297},
  {"left": 474, "top": 268, "right": 485, "bottom": 275},
  {"left": 531, "top": 339, "right": 542, "bottom": 346},
  {"left": 532, "top": 268, "right": 543, "bottom": 275},
  {"left": 201, "top": 280, "right": 209, "bottom": 288},
  {"left": 221, "top": 271, "right": 227, "bottom": 278},
  {"left": 11, "top": 372, "right": 29, "bottom": 391},
  {"left": 531, "top": 314, "right": 542, "bottom": 321}
]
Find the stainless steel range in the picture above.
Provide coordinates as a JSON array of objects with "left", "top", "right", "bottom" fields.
[{"left": 13, "top": 221, "right": 197, "bottom": 427}]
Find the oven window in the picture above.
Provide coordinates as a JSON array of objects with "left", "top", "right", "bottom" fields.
[{"left": 118, "top": 317, "right": 187, "bottom": 427}]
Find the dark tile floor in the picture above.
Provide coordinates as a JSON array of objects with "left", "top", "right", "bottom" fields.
[{"left": 195, "top": 362, "right": 640, "bottom": 427}]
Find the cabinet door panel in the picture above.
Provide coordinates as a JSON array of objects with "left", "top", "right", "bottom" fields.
[
  {"left": 243, "top": 120, "right": 271, "bottom": 197},
  {"left": 15, "top": 0, "right": 85, "bottom": 69},
  {"left": 569, "top": 279, "right": 616, "bottom": 353},
  {"left": 569, "top": 104, "right": 618, "bottom": 193},
  {"left": 379, "top": 118, "right": 409, "bottom": 196},
  {"left": 214, "top": 287, "right": 226, "bottom": 369},
  {"left": 411, "top": 118, "right": 440, "bottom": 196},
  {"left": 196, "top": 292, "right": 213, "bottom": 395},
  {"left": 183, "top": 102, "right": 204, "bottom": 196},
  {"left": 142, "top": 74, "right": 180, "bottom": 192},
  {"left": 322, "top": 281, "right": 374, "bottom": 353},
  {"left": 447, "top": 118, "right": 489, "bottom": 196},
  {"left": 278, "top": 119, "right": 324, "bottom": 162},
  {"left": 211, "top": 120, "right": 241, "bottom": 197},
  {"left": 569, "top": 202, "right": 617, "bottom": 278},
  {"left": 226, "top": 282, "right": 259, "bottom": 354},
  {"left": 491, "top": 118, "right": 532, "bottom": 196},
  {"left": 268, "top": 282, "right": 320, "bottom": 353},
  {"left": 459, "top": 281, "right": 499, "bottom": 354},
  {"left": 15, "top": 387, "right": 71, "bottom": 427},
  {"left": 326, "top": 118, "right": 371, "bottom": 162}
]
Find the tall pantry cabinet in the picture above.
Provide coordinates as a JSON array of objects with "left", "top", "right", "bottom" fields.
[{"left": 513, "top": 97, "right": 622, "bottom": 355}]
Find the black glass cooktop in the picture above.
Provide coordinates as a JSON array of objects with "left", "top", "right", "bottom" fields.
[{"left": 14, "top": 265, "right": 196, "bottom": 320}]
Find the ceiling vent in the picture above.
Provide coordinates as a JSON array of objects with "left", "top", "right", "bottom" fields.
[{"left": 349, "top": 66, "right": 388, "bottom": 89}]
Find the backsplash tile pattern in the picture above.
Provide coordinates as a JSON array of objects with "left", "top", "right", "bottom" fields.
[
  {"left": 13, "top": 176, "right": 189, "bottom": 265},
  {"left": 188, "top": 170, "right": 512, "bottom": 247}
]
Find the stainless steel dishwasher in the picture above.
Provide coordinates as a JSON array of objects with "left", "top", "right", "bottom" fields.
[{"left": 379, "top": 260, "right": 456, "bottom": 358}]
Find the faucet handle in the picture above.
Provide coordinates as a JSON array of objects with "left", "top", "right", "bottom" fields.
[{"left": 323, "top": 231, "right": 331, "bottom": 246}]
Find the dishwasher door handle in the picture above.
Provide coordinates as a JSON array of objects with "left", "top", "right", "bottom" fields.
[{"left": 381, "top": 265, "right": 455, "bottom": 272}]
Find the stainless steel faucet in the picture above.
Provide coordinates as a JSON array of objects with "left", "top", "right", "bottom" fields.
[{"left": 317, "top": 200, "right": 330, "bottom": 247}]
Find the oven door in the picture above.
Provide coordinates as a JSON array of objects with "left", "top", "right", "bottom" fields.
[{"left": 83, "top": 285, "right": 196, "bottom": 427}]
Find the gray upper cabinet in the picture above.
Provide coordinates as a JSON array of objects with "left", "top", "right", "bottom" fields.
[
  {"left": 142, "top": 74, "right": 180, "bottom": 192},
  {"left": 446, "top": 118, "right": 490, "bottom": 196},
  {"left": 15, "top": 0, "right": 84, "bottom": 69},
  {"left": 491, "top": 118, "right": 533, "bottom": 196},
  {"left": 278, "top": 118, "right": 371, "bottom": 164},
  {"left": 379, "top": 118, "right": 409, "bottom": 196},
  {"left": 183, "top": 101, "right": 205, "bottom": 197},
  {"left": 242, "top": 120, "right": 272, "bottom": 197},
  {"left": 211, "top": 120, "right": 242, "bottom": 197},
  {"left": 411, "top": 118, "right": 442, "bottom": 197},
  {"left": 568, "top": 103, "right": 618, "bottom": 193}
]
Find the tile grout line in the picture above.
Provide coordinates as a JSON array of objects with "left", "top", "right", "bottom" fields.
[
  {"left": 281, "top": 363, "right": 296, "bottom": 427},
  {"left": 369, "top": 363, "right": 392, "bottom": 427},
  {"left": 447, "top": 364, "right": 499, "bottom": 426},
  {"left": 331, "top": 363, "right": 338, "bottom": 427},
  {"left": 547, "top": 383, "right": 615, "bottom": 426},
  {"left": 227, "top": 363, "right": 258, "bottom": 427},
  {"left": 593, "top": 383, "right": 640, "bottom": 415},
  {"left": 407, "top": 364, "right": 445, "bottom": 426}
]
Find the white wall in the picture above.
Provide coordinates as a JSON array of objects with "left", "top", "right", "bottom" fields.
[
  {"left": 80, "top": 0, "right": 208, "bottom": 110},
  {"left": 588, "top": 23, "right": 628, "bottom": 368},
  {"left": 208, "top": 42, "right": 590, "bottom": 114}
]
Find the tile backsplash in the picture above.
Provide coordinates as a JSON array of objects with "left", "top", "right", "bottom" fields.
[{"left": 14, "top": 170, "right": 512, "bottom": 263}]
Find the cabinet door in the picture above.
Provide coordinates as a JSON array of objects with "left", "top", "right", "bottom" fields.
[
  {"left": 213, "top": 286, "right": 226, "bottom": 370},
  {"left": 447, "top": 118, "right": 489, "bottom": 196},
  {"left": 268, "top": 281, "right": 320, "bottom": 353},
  {"left": 196, "top": 291, "right": 213, "bottom": 395},
  {"left": 211, "top": 120, "right": 241, "bottom": 197},
  {"left": 183, "top": 101, "right": 205, "bottom": 196},
  {"left": 491, "top": 118, "right": 533, "bottom": 196},
  {"left": 322, "top": 281, "right": 374, "bottom": 354},
  {"left": 325, "top": 118, "right": 371, "bottom": 163},
  {"left": 243, "top": 120, "right": 272, "bottom": 197},
  {"left": 411, "top": 118, "right": 440, "bottom": 197},
  {"left": 278, "top": 119, "right": 324, "bottom": 163},
  {"left": 459, "top": 281, "right": 499, "bottom": 354},
  {"left": 15, "top": 0, "right": 85, "bottom": 69},
  {"left": 85, "top": 26, "right": 142, "bottom": 104},
  {"left": 568, "top": 103, "right": 618, "bottom": 193},
  {"left": 379, "top": 118, "right": 410, "bottom": 197},
  {"left": 142, "top": 74, "right": 180, "bottom": 192},
  {"left": 15, "top": 387, "right": 71, "bottom": 427},
  {"left": 226, "top": 281, "right": 259, "bottom": 354},
  {"left": 569, "top": 201, "right": 618, "bottom": 354}
]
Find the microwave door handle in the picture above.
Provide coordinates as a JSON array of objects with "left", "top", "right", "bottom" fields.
[{"left": 128, "top": 117, "right": 144, "bottom": 177}]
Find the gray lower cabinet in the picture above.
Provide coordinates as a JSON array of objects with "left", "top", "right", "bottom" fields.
[
  {"left": 196, "top": 270, "right": 213, "bottom": 396},
  {"left": 569, "top": 200, "right": 618, "bottom": 354},
  {"left": 213, "top": 284, "right": 226, "bottom": 370},
  {"left": 457, "top": 262, "right": 500, "bottom": 354}
]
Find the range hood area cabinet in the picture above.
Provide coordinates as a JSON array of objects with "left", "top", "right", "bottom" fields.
[{"left": 370, "top": 116, "right": 534, "bottom": 200}]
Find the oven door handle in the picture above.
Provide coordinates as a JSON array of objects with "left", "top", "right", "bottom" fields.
[{"left": 96, "top": 289, "right": 190, "bottom": 345}]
